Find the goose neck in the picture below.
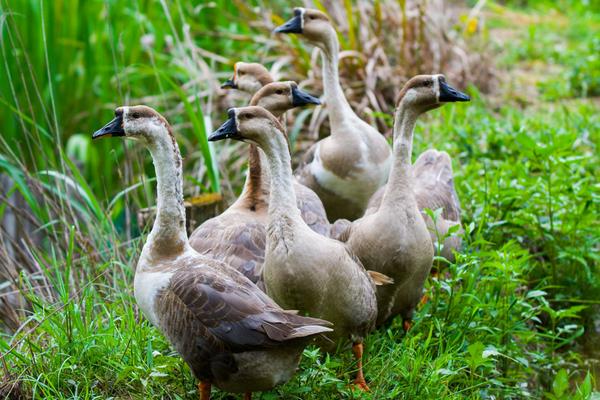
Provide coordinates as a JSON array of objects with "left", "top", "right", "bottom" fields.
[
  {"left": 318, "top": 29, "right": 354, "bottom": 127},
  {"left": 144, "top": 130, "right": 188, "bottom": 258},
  {"left": 381, "top": 103, "right": 420, "bottom": 207},
  {"left": 237, "top": 113, "right": 287, "bottom": 211},
  {"left": 237, "top": 144, "right": 270, "bottom": 211},
  {"left": 260, "top": 130, "right": 302, "bottom": 228}
]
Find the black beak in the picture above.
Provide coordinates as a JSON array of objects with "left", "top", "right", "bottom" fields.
[
  {"left": 221, "top": 78, "right": 237, "bottom": 89},
  {"left": 208, "top": 110, "right": 241, "bottom": 142},
  {"left": 292, "top": 86, "right": 321, "bottom": 107},
  {"left": 273, "top": 10, "right": 303, "bottom": 34},
  {"left": 439, "top": 81, "right": 470, "bottom": 102},
  {"left": 93, "top": 115, "right": 124, "bottom": 139}
]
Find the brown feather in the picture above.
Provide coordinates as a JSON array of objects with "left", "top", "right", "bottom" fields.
[
  {"left": 413, "top": 149, "right": 461, "bottom": 221},
  {"left": 155, "top": 257, "right": 331, "bottom": 382},
  {"left": 245, "top": 145, "right": 268, "bottom": 212}
]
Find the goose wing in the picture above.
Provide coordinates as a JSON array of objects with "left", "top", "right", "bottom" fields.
[
  {"left": 330, "top": 218, "right": 352, "bottom": 242},
  {"left": 365, "top": 186, "right": 385, "bottom": 216},
  {"left": 189, "top": 215, "right": 266, "bottom": 285},
  {"left": 293, "top": 181, "right": 330, "bottom": 237},
  {"left": 413, "top": 149, "right": 461, "bottom": 221},
  {"left": 155, "top": 262, "right": 331, "bottom": 380}
]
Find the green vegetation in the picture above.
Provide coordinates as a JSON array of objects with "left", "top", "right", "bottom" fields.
[
  {"left": 1, "top": 1, "right": 598, "bottom": 399},
  {"left": 492, "top": 0, "right": 600, "bottom": 100}
]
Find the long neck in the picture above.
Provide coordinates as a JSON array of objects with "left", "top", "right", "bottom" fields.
[
  {"left": 237, "top": 144, "right": 270, "bottom": 211},
  {"left": 145, "top": 130, "right": 188, "bottom": 258},
  {"left": 237, "top": 113, "right": 286, "bottom": 211},
  {"left": 261, "top": 128, "right": 303, "bottom": 229},
  {"left": 380, "top": 102, "right": 420, "bottom": 207},
  {"left": 318, "top": 29, "right": 355, "bottom": 128}
]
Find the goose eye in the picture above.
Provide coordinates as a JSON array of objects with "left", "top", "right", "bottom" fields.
[
  {"left": 130, "top": 112, "right": 141, "bottom": 119},
  {"left": 238, "top": 71, "right": 245, "bottom": 76},
  {"left": 275, "top": 89, "right": 284, "bottom": 95}
]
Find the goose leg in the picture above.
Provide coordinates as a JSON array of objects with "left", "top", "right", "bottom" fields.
[
  {"left": 403, "top": 319, "right": 413, "bottom": 333},
  {"left": 198, "top": 381, "right": 211, "bottom": 400},
  {"left": 244, "top": 393, "right": 252, "bottom": 400},
  {"left": 351, "top": 342, "right": 370, "bottom": 391}
]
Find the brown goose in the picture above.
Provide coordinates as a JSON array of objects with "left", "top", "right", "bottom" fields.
[
  {"left": 210, "top": 106, "right": 392, "bottom": 391},
  {"left": 221, "top": 64, "right": 331, "bottom": 237},
  {"left": 365, "top": 149, "right": 463, "bottom": 264},
  {"left": 274, "top": 8, "right": 392, "bottom": 221},
  {"left": 339, "top": 75, "right": 470, "bottom": 330},
  {"left": 221, "top": 61, "right": 274, "bottom": 93},
  {"left": 93, "top": 105, "right": 332, "bottom": 400},
  {"left": 189, "top": 81, "right": 327, "bottom": 288}
]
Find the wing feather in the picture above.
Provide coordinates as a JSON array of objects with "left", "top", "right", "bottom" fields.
[
  {"left": 155, "top": 262, "right": 331, "bottom": 382},
  {"left": 189, "top": 215, "right": 266, "bottom": 285},
  {"left": 294, "top": 182, "right": 330, "bottom": 237}
]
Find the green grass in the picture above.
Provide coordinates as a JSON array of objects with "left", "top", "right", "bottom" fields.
[
  {"left": 3, "top": 99, "right": 598, "bottom": 399},
  {"left": 491, "top": 1, "right": 600, "bottom": 101},
  {"left": 1, "top": 1, "right": 599, "bottom": 399}
]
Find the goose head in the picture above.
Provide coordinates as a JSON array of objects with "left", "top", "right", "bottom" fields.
[
  {"left": 208, "top": 106, "right": 286, "bottom": 149},
  {"left": 396, "top": 75, "right": 470, "bottom": 113},
  {"left": 221, "top": 62, "right": 274, "bottom": 94},
  {"left": 92, "top": 105, "right": 170, "bottom": 142},
  {"left": 274, "top": 8, "right": 334, "bottom": 45},
  {"left": 250, "top": 81, "right": 321, "bottom": 117}
]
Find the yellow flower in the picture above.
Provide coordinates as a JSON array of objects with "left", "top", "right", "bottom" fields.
[{"left": 466, "top": 18, "right": 478, "bottom": 35}]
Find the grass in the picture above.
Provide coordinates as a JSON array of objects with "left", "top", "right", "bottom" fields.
[
  {"left": 1, "top": 0, "right": 599, "bottom": 399},
  {"left": 489, "top": 0, "right": 600, "bottom": 102}
]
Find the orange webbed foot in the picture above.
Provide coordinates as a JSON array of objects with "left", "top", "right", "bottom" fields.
[{"left": 351, "top": 379, "right": 371, "bottom": 392}]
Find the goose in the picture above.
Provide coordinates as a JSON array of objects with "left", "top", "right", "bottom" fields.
[
  {"left": 209, "top": 106, "right": 392, "bottom": 391},
  {"left": 333, "top": 150, "right": 463, "bottom": 264},
  {"left": 249, "top": 82, "right": 330, "bottom": 238},
  {"left": 92, "top": 105, "right": 332, "bottom": 400},
  {"left": 221, "top": 62, "right": 274, "bottom": 93},
  {"left": 189, "top": 81, "right": 328, "bottom": 287},
  {"left": 338, "top": 75, "right": 470, "bottom": 330},
  {"left": 274, "top": 8, "right": 393, "bottom": 221},
  {"left": 224, "top": 68, "right": 332, "bottom": 238},
  {"left": 223, "top": 64, "right": 462, "bottom": 261},
  {"left": 365, "top": 149, "right": 463, "bottom": 264}
]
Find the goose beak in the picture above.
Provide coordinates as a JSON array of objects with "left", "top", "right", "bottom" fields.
[
  {"left": 273, "top": 10, "right": 303, "bottom": 34},
  {"left": 292, "top": 86, "right": 321, "bottom": 107},
  {"left": 209, "top": 110, "right": 241, "bottom": 142},
  {"left": 439, "top": 81, "right": 470, "bottom": 102},
  {"left": 221, "top": 78, "right": 237, "bottom": 89},
  {"left": 93, "top": 115, "right": 125, "bottom": 139}
]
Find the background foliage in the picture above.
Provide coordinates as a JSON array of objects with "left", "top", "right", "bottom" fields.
[{"left": 0, "top": 0, "right": 598, "bottom": 399}]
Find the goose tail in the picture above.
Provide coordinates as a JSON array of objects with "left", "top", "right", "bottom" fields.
[
  {"left": 262, "top": 313, "right": 333, "bottom": 342},
  {"left": 368, "top": 271, "right": 394, "bottom": 285}
]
